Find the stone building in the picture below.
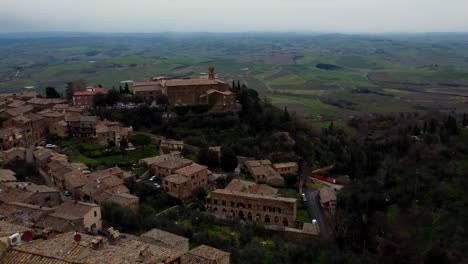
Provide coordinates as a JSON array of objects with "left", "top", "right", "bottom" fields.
[
  {"left": 273, "top": 162, "right": 299, "bottom": 176},
  {"left": 0, "top": 182, "right": 62, "bottom": 207},
  {"left": 0, "top": 127, "right": 25, "bottom": 150},
  {"left": 182, "top": 245, "right": 230, "bottom": 264},
  {"left": 94, "top": 120, "right": 133, "bottom": 146},
  {"left": 132, "top": 80, "right": 164, "bottom": 102},
  {"left": 161, "top": 163, "right": 208, "bottom": 200},
  {"left": 244, "top": 160, "right": 285, "bottom": 186},
  {"left": 207, "top": 179, "right": 296, "bottom": 227},
  {"left": 152, "top": 158, "right": 193, "bottom": 178},
  {"left": 73, "top": 87, "right": 108, "bottom": 107},
  {"left": 140, "top": 228, "right": 189, "bottom": 253}
]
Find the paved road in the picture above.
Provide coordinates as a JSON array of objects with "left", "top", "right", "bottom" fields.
[{"left": 304, "top": 188, "right": 330, "bottom": 240}]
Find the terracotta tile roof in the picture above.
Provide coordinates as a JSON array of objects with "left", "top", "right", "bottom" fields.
[
  {"left": 173, "top": 163, "right": 207, "bottom": 177},
  {"left": 244, "top": 160, "right": 272, "bottom": 168},
  {"left": 52, "top": 104, "right": 69, "bottom": 110},
  {"left": 0, "top": 182, "right": 59, "bottom": 204},
  {"left": 153, "top": 158, "right": 192, "bottom": 170},
  {"left": 0, "top": 220, "right": 31, "bottom": 237},
  {"left": 164, "top": 78, "right": 220, "bottom": 87},
  {"left": 0, "top": 169, "right": 16, "bottom": 182},
  {"left": 187, "top": 245, "right": 230, "bottom": 261},
  {"left": 0, "top": 127, "right": 24, "bottom": 138},
  {"left": 54, "top": 200, "right": 99, "bottom": 218},
  {"left": 73, "top": 87, "right": 107, "bottom": 96},
  {"left": 64, "top": 171, "right": 88, "bottom": 189},
  {"left": 140, "top": 228, "right": 189, "bottom": 248},
  {"left": 0, "top": 248, "right": 73, "bottom": 264},
  {"left": 35, "top": 213, "right": 82, "bottom": 233},
  {"left": 82, "top": 239, "right": 184, "bottom": 264},
  {"left": 6, "top": 105, "right": 34, "bottom": 117},
  {"left": 47, "top": 160, "right": 69, "bottom": 173},
  {"left": 105, "top": 193, "right": 139, "bottom": 207},
  {"left": 210, "top": 188, "right": 296, "bottom": 203},
  {"left": 0, "top": 202, "right": 53, "bottom": 228},
  {"left": 27, "top": 98, "right": 67, "bottom": 105},
  {"left": 79, "top": 175, "right": 128, "bottom": 203},
  {"left": 273, "top": 162, "right": 298, "bottom": 169},
  {"left": 164, "top": 174, "right": 190, "bottom": 184},
  {"left": 38, "top": 110, "right": 65, "bottom": 118},
  {"left": 13, "top": 232, "right": 96, "bottom": 263},
  {"left": 140, "top": 154, "right": 176, "bottom": 166},
  {"left": 133, "top": 82, "right": 164, "bottom": 92},
  {"left": 7, "top": 99, "right": 26, "bottom": 108},
  {"left": 225, "top": 179, "right": 278, "bottom": 197}
]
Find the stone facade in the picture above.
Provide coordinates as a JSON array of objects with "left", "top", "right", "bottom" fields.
[{"left": 207, "top": 180, "right": 296, "bottom": 227}]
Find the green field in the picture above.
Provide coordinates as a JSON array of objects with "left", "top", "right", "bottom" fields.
[{"left": 2, "top": 33, "right": 468, "bottom": 119}]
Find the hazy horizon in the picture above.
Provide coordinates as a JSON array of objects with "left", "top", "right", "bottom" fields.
[{"left": 2, "top": 0, "right": 468, "bottom": 34}]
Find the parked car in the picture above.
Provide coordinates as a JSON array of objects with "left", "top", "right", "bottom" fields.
[
  {"left": 45, "top": 144, "right": 57, "bottom": 149},
  {"left": 149, "top": 176, "right": 156, "bottom": 182},
  {"left": 63, "top": 191, "right": 71, "bottom": 197}
]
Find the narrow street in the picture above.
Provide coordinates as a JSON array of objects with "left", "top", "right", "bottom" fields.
[{"left": 304, "top": 188, "right": 330, "bottom": 240}]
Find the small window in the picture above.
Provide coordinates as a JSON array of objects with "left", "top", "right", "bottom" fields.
[{"left": 94, "top": 211, "right": 97, "bottom": 217}]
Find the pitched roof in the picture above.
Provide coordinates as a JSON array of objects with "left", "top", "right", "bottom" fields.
[
  {"left": 173, "top": 163, "right": 207, "bottom": 177},
  {"left": 106, "top": 193, "right": 139, "bottom": 207},
  {"left": 54, "top": 200, "right": 99, "bottom": 218},
  {"left": 63, "top": 171, "right": 88, "bottom": 189},
  {"left": 273, "top": 162, "right": 298, "bottom": 169},
  {"left": 0, "top": 248, "right": 72, "bottom": 264},
  {"left": 0, "top": 220, "right": 31, "bottom": 237},
  {"left": 153, "top": 158, "right": 192, "bottom": 170},
  {"left": 0, "top": 169, "right": 16, "bottom": 182},
  {"left": 140, "top": 228, "right": 189, "bottom": 247},
  {"left": 0, "top": 202, "right": 53, "bottom": 228},
  {"left": 164, "top": 174, "right": 190, "bottom": 184},
  {"left": 225, "top": 179, "right": 278, "bottom": 197},
  {"left": 188, "top": 245, "right": 230, "bottom": 261},
  {"left": 73, "top": 87, "right": 107, "bottom": 96},
  {"left": 164, "top": 78, "right": 221, "bottom": 87},
  {"left": 6, "top": 105, "right": 34, "bottom": 117}
]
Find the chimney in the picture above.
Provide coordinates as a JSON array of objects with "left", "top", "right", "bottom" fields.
[{"left": 208, "top": 66, "right": 215, "bottom": 80}]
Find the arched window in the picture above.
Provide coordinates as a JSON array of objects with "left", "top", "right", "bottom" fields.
[
  {"left": 213, "top": 207, "right": 218, "bottom": 212},
  {"left": 247, "top": 212, "right": 253, "bottom": 221},
  {"left": 238, "top": 211, "right": 245, "bottom": 220},
  {"left": 274, "top": 216, "right": 279, "bottom": 223},
  {"left": 255, "top": 214, "right": 261, "bottom": 221},
  {"left": 283, "top": 218, "right": 289, "bottom": 227},
  {"left": 265, "top": 215, "right": 270, "bottom": 224}
]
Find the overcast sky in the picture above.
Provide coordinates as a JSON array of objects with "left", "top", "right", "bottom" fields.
[{"left": 1, "top": 0, "right": 468, "bottom": 33}]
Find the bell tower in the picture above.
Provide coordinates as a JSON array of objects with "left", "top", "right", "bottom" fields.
[{"left": 208, "top": 66, "right": 215, "bottom": 80}]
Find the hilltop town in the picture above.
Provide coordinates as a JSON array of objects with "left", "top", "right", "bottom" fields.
[{"left": 0, "top": 67, "right": 336, "bottom": 264}]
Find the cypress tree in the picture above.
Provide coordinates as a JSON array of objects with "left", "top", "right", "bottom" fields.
[
  {"left": 237, "top": 80, "right": 241, "bottom": 89},
  {"left": 124, "top": 82, "right": 130, "bottom": 94}
]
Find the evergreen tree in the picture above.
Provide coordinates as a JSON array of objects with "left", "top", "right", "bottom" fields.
[
  {"left": 232, "top": 80, "right": 235, "bottom": 89},
  {"left": 237, "top": 80, "right": 241, "bottom": 89},
  {"left": 124, "top": 82, "right": 130, "bottom": 94},
  {"left": 119, "top": 85, "right": 123, "bottom": 94}
]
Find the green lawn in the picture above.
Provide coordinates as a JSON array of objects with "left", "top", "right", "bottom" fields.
[
  {"left": 60, "top": 139, "right": 158, "bottom": 170},
  {"left": 278, "top": 187, "right": 299, "bottom": 199},
  {"left": 296, "top": 208, "right": 311, "bottom": 223}
]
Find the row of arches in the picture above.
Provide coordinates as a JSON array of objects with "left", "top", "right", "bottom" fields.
[{"left": 213, "top": 207, "right": 289, "bottom": 227}]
